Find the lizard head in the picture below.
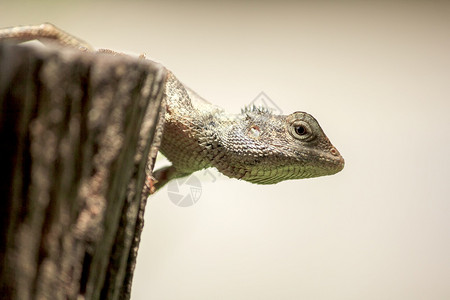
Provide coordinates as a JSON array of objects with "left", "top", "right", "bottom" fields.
[{"left": 215, "top": 107, "right": 344, "bottom": 184}]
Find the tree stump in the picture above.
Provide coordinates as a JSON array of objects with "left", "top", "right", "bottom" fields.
[{"left": 0, "top": 42, "right": 166, "bottom": 300}]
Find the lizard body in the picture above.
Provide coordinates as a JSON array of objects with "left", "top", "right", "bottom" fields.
[
  {"left": 155, "top": 71, "right": 344, "bottom": 188},
  {"left": 0, "top": 23, "right": 345, "bottom": 191}
]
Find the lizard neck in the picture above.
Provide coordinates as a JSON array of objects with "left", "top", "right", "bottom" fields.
[{"left": 159, "top": 72, "right": 226, "bottom": 174}]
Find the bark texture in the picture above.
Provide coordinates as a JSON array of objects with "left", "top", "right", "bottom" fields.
[{"left": 0, "top": 42, "right": 166, "bottom": 300}]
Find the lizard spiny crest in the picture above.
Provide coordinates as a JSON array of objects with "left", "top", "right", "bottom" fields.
[{"left": 241, "top": 104, "right": 273, "bottom": 116}]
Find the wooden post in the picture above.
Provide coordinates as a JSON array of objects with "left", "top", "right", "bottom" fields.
[{"left": 0, "top": 42, "right": 166, "bottom": 300}]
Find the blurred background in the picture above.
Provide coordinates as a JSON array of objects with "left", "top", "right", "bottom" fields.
[{"left": 1, "top": 1, "right": 449, "bottom": 299}]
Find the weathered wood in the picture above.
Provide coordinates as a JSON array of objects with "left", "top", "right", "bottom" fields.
[{"left": 0, "top": 42, "right": 166, "bottom": 300}]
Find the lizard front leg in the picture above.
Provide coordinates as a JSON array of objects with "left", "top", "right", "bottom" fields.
[{"left": 151, "top": 165, "right": 192, "bottom": 193}]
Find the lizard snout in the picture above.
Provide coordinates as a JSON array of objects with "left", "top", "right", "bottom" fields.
[{"left": 329, "top": 146, "right": 345, "bottom": 173}]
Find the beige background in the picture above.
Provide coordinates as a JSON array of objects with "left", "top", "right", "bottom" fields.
[{"left": 1, "top": 1, "right": 449, "bottom": 299}]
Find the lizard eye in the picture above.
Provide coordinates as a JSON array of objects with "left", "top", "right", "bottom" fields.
[
  {"left": 289, "top": 121, "right": 314, "bottom": 141},
  {"left": 295, "top": 125, "right": 307, "bottom": 136}
]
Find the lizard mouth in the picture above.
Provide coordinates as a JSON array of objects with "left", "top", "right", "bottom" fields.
[{"left": 328, "top": 155, "right": 345, "bottom": 174}]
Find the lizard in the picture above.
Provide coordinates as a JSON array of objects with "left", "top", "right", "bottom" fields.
[{"left": 0, "top": 23, "right": 345, "bottom": 192}]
